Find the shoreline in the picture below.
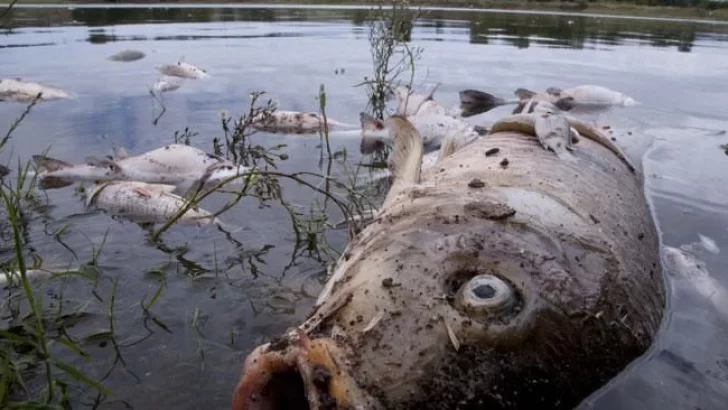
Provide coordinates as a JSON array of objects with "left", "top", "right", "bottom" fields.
[{"left": 4, "top": 1, "right": 728, "bottom": 23}]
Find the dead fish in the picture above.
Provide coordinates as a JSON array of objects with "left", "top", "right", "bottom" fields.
[
  {"left": 490, "top": 111, "right": 636, "bottom": 173},
  {"left": 86, "top": 180, "right": 240, "bottom": 231},
  {"left": 359, "top": 111, "right": 482, "bottom": 155},
  {"left": 514, "top": 85, "right": 638, "bottom": 114},
  {"left": 232, "top": 111, "right": 664, "bottom": 409},
  {"left": 0, "top": 77, "right": 72, "bottom": 103},
  {"left": 32, "top": 144, "right": 249, "bottom": 189},
  {"left": 155, "top": 61, "right": 210, "bottom": 79},
  {"left": 531, "top": 100, "right": 578, "bottom": 162},
  {"left": 153, "top": 75, "right": 186, "bottom": 94},
  {"left": 108, "top": 50, "right": 146, "bottom": 62},
  {"left": 546, "top": 84, "right": 639, "bottom": 107},
  {"left": 250, "top": 110, "right": 358, "bottom": 134}
]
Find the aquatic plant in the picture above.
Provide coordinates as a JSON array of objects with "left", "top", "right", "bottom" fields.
[{"left": 356, "top": 0, "right": 425, "bottom": 121}]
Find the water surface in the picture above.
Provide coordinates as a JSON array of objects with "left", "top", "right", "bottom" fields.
[{"left": 2, "top": 4, "right": 728, "bottom": 409}]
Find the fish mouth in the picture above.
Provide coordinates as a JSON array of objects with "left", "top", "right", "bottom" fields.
[{"left": 232, "top": 330, "right": 379, "bottom": 410}]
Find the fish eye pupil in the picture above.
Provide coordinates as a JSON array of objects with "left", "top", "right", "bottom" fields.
[{"left": 472, "top": 284, "right": 496, "bottom": 299}]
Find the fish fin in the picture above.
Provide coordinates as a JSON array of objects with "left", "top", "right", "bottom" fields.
[
  {"left": 437, "top": 132, "right": 460, "bottom": 163},
  {"left": 514, "top": 88, "right": 537, "bottom": 101},
  {"left": 112, "top": 145, "right": 130, "bottom": 160},
  {"left": 387, "top": 116, "right": 423, "bottom": 185},
  {"left": 38, "top": 176, "right": 75, "bottom": 190},
  {"left": 32, "top": 155, "right": 73, "bottom": 172},
  {"left": 132, "top": 187, "right": 153, "bottom": 198},
  {"left": 458, "top": 89, "right": 507, "bottom": 118},
  {"left": 546, "top": 87, "right": 563, "bottom": 96}
]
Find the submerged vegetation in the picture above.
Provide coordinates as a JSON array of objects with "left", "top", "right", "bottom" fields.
[{"left": 0, "top": 0, "right": 420, "bottom": 407}]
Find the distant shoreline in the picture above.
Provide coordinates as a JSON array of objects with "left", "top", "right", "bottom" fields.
[{"left": 5, "top": 1, "right": 728, "bottom": 22}]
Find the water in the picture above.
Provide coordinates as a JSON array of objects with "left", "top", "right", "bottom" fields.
[{"left": 2, "top": 4, "right": 728, "bottom": 409}]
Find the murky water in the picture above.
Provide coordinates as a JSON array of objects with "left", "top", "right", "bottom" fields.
[{"left": 2, "top": 4, "right": 728, "bottom": 409}]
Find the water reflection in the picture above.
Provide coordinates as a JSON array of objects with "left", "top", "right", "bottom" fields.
[{"left": 3, "top": 5, "right": 728, "bottom": 53}]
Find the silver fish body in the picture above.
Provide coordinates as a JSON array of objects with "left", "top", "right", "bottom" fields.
[
  {"left": 34, "top": 144, "right": 249, "bottom": 189},
  {"left": 86, "top": 181, "right": 219, "bottom": 226},
  {"left": 0, "top": 78, "right": 71, "bottom": 103},
  {"left": 155, "top": 62, "right": 210, "bottom": 79}
]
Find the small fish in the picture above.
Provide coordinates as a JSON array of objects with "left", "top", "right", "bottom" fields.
[
  {"left": 0, "top": 78, "right": 72, "bottom": 103},
  {"left": 532, "top": 101, "right": 578, "bottom": 161},
  {"left": 250, "top": 110, "right": 358, "bottom": 134},
  {"left": 153, "top": 75, "right": 186, "bottom": 94},
  {"left": 108, "top": 50, "right": 146, "bottom": 62},
  {"left": 32, "top": 144, "right": 249, "bottom": 189},
  {"left": 85, "top": 180, "right": 240, "bottom": 231},
  {"left": 155, "top": 61, "right": 210, "bottom": 79}
]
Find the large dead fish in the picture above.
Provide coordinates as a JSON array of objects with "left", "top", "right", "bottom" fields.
[
  {"left": 155, "top": 61, "right": 210, "bottom": 79},
  {"left": 250, "top": 110, "right": 358, "bottom": 134},
  {"left": 231, "top": 110, "right": 665, "bottom": 409},
  {"left": 32, "top": 144, "right": 249, "bottom": 189},
  {"left": 86, "top": 180, "right": 239, "bottom": 231},
  {"left": 0, "top": 78, "right": 72, "bottom": 103}
]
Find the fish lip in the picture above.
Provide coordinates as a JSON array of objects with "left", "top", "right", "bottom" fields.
[{"left": 233, "top": 331, "right": 381, "bottom": 410}]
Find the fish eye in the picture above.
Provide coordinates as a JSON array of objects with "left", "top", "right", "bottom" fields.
[{"left": 455, "top": 274, "right": 518, "bottom": 318}]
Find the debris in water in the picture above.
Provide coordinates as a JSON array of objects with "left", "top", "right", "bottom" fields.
[
  {"left": 500, "top": 158, "right": 509, "bottom": 168},
  {"left": 485, "top": 147, "right": 500, "bottom": 157}
]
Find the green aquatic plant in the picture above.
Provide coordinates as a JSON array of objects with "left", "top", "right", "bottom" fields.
[{"left": 357, "top": 0, "right": 425, "bottom": 121}]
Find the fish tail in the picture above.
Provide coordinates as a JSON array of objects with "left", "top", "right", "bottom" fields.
[
  {"left": 458, "top": 89, "right": 511, "bottom": 118},
  {"left": 32, "top": 155, "right": 72, "bottom": 172},
  {"left": 623, "top": 96, "right": 640, "bottom": 106}
]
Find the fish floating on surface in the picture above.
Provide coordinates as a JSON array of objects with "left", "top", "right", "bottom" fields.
[
  {"left": 108, "top": 50, "right": 146, "bottom": 62},
  {"left": 32, "top": 144, "right": 250, "bottom": 189},
  {"left": 232, "top": 109, "right": 664, "bottom": 409},
  {"left": 250, "top": 110, "right": 358, "bottom": 134},
  {"left": 155, "top": 61, "right": 210, "bottom": 79},
  {"left": 0, "top": 78, "right": 72, "bottom": 103},
  {"left": 86, "top": 180, "right": 239, "bottom": 231}
]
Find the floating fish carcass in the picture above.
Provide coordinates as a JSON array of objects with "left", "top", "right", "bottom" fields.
[
  {"left": 108, "top": 49, "right": 146, "bottom": 62},
  {"left": 155, "top": 61, "right": 210, "bottom": 79},
  {"left": 32, "top": 144, "right": 250, "bottom": 189},
  {"left": 232, "top": 110, "right": 664, "bottom": 409},
  {"left": 0, "top": 78, "right": 72, "bottom": 103}
]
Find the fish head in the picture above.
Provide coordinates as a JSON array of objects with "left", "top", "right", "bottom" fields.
[{"left": 233, "top": 187, "right": 626, "bottom": 409}]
